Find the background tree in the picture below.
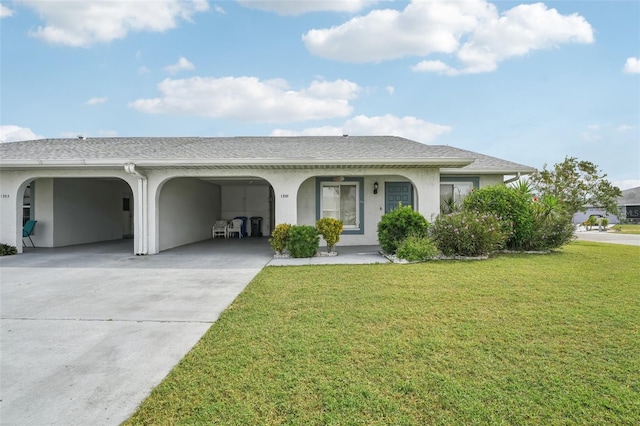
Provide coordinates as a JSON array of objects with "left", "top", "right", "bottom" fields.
[{"left": 528, "top": 157, "right": 622, "bottom": 216}]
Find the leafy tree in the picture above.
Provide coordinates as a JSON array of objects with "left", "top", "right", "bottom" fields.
[{"left": 529, "top": 157, "right": 622, "bottom": 216}]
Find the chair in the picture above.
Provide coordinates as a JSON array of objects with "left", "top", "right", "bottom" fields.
[
  {"left": 227, "top": 218, "right": 243, "bottom": 239},
  {"left": 212, "top": 220, "right": 228, "bottom": 238},
  {"left": 23, "top": 220, "right": 37, "bottom": 248}
]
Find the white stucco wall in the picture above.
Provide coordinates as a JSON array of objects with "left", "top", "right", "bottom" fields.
[
  {"left": 54, "top": 179, "right": 129, "bottom": 247},
  {"left": 158, "top": 178, "right": 220, "bottom": 251},
  {"left": 220, "top": 184, "right": 271, "bottom": 236}
]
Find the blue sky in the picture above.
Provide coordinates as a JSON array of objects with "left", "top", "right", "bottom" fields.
[{"left": 1, "top": 0, "right": 638, "bottom": 189}]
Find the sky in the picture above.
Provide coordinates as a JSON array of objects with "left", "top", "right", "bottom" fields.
[{"left": 1, "top": 0, "right": 638, "bottom": 189}]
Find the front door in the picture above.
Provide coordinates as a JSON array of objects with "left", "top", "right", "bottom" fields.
[{"left": 385, "top": 182, "right": 413, "bottom": 213}]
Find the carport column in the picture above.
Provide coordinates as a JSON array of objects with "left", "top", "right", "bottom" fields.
[
  {"left": 124, "top": 164, "right": 148, "bottom": 255},
  {"left": 0, "top": 171, "right": 23, "bottom": 251},
  {"left": 267, "top": 171, "right": 308, "bottom": 226},
  {"left": 404, "top": 168, "right": 441, "bottom": 222}
]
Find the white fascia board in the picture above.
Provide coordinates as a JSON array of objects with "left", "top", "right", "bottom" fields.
[
  {"left": 440, "top": 167, "right": 536, "bottom": 175},
  {"left": 1, "top": 157, "right": 475, "bottom": 168}
]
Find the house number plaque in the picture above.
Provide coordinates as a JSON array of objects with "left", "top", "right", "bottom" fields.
[{"left": 280, "top": 194, "right": 289, "bottom": 198}]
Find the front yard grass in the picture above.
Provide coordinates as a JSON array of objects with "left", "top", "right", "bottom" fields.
[
  {"left": 612, "top": 224, "right": 640, "bottom": 234},
  {"left": 125, "top": 241, "right": 639, "bottom": 425}
]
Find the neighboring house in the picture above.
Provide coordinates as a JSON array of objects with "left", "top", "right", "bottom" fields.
[
  {"left": 572, "top": 186, "right": 640, "bottom": 225},
  {"left": 0, "top": 136, "right": 536, "bottom": 254}
]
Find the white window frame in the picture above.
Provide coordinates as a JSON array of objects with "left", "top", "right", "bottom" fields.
[{"left": 320, "top": 181, "right": 360, "bottom": 230}]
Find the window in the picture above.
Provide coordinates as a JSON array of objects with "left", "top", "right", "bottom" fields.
[
  {"left": 440, "top": 177, "right": 479, "bottom": 212},
  {"left": 316, "top": 178, "right": 364, "bottom": 234}
]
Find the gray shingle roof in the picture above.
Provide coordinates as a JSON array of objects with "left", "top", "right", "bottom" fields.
[{"left": 0, "top": 136, "right": 535, "bottom": 173}]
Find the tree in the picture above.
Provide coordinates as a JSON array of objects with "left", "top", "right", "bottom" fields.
[{"left": 528, "top": 157, "right": 622, "bottom": 216}]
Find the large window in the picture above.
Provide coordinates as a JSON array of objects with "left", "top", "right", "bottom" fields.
[
  {"left": 440, "top": 177, "right": 479, "bottom": 212},
  {"left": 316, "top": 178, "right": 364, "bottom": 234}
]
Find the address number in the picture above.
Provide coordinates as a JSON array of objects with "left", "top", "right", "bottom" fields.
[{"left": 280, "top": 194, "right": 289, "bottom": 198}]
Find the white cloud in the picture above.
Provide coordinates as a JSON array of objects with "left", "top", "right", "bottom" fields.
[
  {"left": 1, "top": 4, "right": 14, "bottom": 18},
  {"left": 129, "top": 76, "right": 360, "bottom": 122},
  {"left": 214, "top": 4, "right": 226, "bottom": 14},
  {"left": 18, "top": 0, "right": 209, "bottom": 47},
  {"left": 303, "top": 0, "right": 593, "bottom": 74},
  {"left": 165, "top": 57, "right": 195, "bottom": 74},
  {"left": 271, "top": 114, "right": 451, "bottom": 144},
  {"left": 616, "top": 124, "right": 635, "bottom": 133},
  {"left": 623, "top": 57, "right": 640, "bottom": 74},
  {"left": 0, "top": 125, "right": 44, "bottom": 142},
  {"left": 85, "top": 96, "right": 107, "bottom": 106},
  {"left": 613, "top": 179, "right": 640, "bottom": 191},
  {"left": 237, "top": 0, "right": 371, "bottom": 15},
  {"left": 138, "top": 65, "right": 150, "bottom": 74},
  {"left": 385, "top": 86, "right": 394, "bottom": 95}
]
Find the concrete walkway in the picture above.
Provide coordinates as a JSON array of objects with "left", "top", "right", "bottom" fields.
[{"left": 0, "top": 238, "right": 274, "bottom": 426}]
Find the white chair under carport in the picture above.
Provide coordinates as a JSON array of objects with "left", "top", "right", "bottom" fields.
[
  {"left": 212, "top": 220, "right": 228, "bottom": 238},
  {"left": 227, "top": 218, "right": 243, "bottom": 238}
]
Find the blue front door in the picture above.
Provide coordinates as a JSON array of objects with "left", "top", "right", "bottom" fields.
[{"left": 385, "top": 182, "right": 413, "bottom": 213}]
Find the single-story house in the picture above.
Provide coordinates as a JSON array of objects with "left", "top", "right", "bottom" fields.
[
  {"left": 0, "top": 136, "right": 536, "bottom": 254},
  {"left": 572, "top": 186, "right": 640, "bottom": 225}
]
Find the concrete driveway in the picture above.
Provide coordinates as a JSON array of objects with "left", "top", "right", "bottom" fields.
[{"left": 0, "top": 238, "right": 273, "bottom": 426}]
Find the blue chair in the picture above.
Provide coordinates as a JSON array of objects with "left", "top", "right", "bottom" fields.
[{"left": 23, "top": 220, "right": 37, "bottom": 248}]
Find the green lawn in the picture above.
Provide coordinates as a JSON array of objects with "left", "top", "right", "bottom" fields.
[
  {"left": 611, "top": 224, "right": 640, "bottom": 235},
  {"left": 125, "top": 241, "right": 639, "bottom": 425}
]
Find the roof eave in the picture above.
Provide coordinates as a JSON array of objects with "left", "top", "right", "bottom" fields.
[{"left": 1, "top": 157, "right": 475, "bottom": 169}]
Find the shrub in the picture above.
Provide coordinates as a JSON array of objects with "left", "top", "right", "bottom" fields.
[
  {"left": 316, "top": 217, "right": 344, "bottom": 252},
  {"left": 377, "top": 204, "right": 429, "bottom": 254},
  {"left": 463, "top": 185, "right": 533, "bottom": 251},
  {"left": 286, "top": 225, "right": 319, "bottom": 258},
  {"left": 601, "top": 218, "right": 609, "bottom": 229},
  {"left": 528, "top": 196, "right": 575, "bottom": 250},
  {"left": 0, "top": 243, "right": 18, "bottom": 256},
  {"left": 269, "top": 223, "right": 291, "bottom": 254},
  {"left": 396, "top": 235, "right": 440, "bottom": 262},
  {"left": 430, "top": 211, "right": 508, "bottom": 257}
]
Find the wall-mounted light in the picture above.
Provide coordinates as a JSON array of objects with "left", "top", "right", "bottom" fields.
[{"left": 373, "top": 182, "right": 379, "bottom": 194}]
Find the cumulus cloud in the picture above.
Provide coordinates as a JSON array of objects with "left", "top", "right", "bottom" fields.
[
  {"left": 1, "top": 4, "right": 14, "bottom": 18},
  {"left": 304, "top": 0, "right": 593, "bottom": 74},
  {"left": 165, "top": 57, "right": 195, "bottom": 74},
  {"left": 0, "top": 125, "right": 44, "bottom": 142},
  {"left": 237, "top": 0, "right": 371, "bottom": 15},
  {"left": 214, "top": 5, "right": 226, "bottom": 14},
  {"left": 129, "top": 76, "right": 360, "bottom": 122},
  {"left": 18, "top": 0, "right": 209, "bottom": 47},
  {"left": 385, "top": 86, "right": 394, "bottom": 95},
  {"left": 271, "top": 114, "right": 451, "bottom": 144},
  {"left": 85, "top": 96, "right": 107, "bottom": 105},
  {"left": 623, "top": 57, "right": 640, "bottom": 74}
]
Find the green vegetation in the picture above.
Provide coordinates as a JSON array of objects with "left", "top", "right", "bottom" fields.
[
  {"left": 612, "top": 224, "right": 640, "bottom": 234},
  {"left": 269, "top": 223, "right": 291, "bottom": 254},
  {"left": 529, "top": 156, "right": 622, "bottom": 216},
  {"left": 125, "top": 242, "right": 640, "bottom": 425},
  {"left": 377, "top": 204, "right": 429, "bottom": 254},
  {"left": 395, "top": 233, "right": 440, "bottom": 261},
  {"left": 316, "top": 218, "right": 344, "bottom": 253},
  {"left": 430, "top": 210, "right": 507, "bottom": 256},
  {"left": 286, "top": 225, "right": 319, "bottom": 258},
  {"left": 0, "top": 243, "right": 17, "bottom": 256}
]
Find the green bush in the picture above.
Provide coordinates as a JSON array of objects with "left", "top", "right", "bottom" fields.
[
  {"left": 430, "top": 211, "right": 508, "bottom": 257},
  {"left": 286, "top": 225, "right": 319, "bottom": 258},
  {"left": 316, "top": 217, "right": 344, "bottom": 252},
  {"left": 269, "top": 223, "right": 291, "bottom": 254},
  {"left": 528, "top": 196, "right": 575, "bottom": 250},
  {"left": 377, "top": 204, "right": 429, "bottom": 254},
  {"left": 463, "top": 185, "right": 532, "bottom": 251},
  {"left": 0, "top": 243, "right": 18, "bottom": 256},
  {"left": 601, "top": 217, "right": 609, "bottom": 229},
  {"left": 396, "top": 235, "right": 440, "bottom": 262}
]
